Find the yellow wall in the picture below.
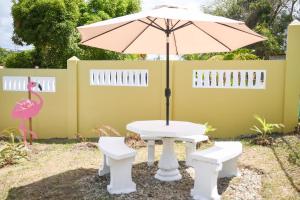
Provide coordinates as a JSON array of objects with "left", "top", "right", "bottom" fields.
[
  {"left": 0, "top": 68, "right": 69, "bottom": 138},
  {"left": 172, "top": 61, "right": 285, "bottom": 138},
  {"left": 77, "top": 61, "right": 164, "bottom": 137},
  {"left": 0, "top": 22, "right": 299, "bottom": 139},
  {"left": 283, "top": 21, "right": 300, "bottom": 132},
  {"left": 0, "top": 60, "right": 291, "bottom": 139}
]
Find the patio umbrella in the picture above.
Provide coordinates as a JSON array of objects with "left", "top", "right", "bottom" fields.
[{"left": 77, "top": 5, "right": 266, "bottom": 126}]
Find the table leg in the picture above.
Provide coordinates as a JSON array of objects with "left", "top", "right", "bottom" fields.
[{"left": 155, "top": 138, "right": 182, "bottom": 181}]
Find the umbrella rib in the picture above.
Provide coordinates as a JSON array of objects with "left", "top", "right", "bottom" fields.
[
  {"left": 170, "top": 20, "right": 181, "bottom": 31},
  {"left": 146, "top": 17, "right": 165, "bottom": 31},
  {"left": 138, "top": 19, "right": 165, "bottom": 32},
  {"left": 192, "top": 22, "right": 232, "bottom": 51},
  {"left": 172, "top": 32, "right": 179, "bottom": 55},
  {"left": 170, "top": 21, "right": 193, "bottom": 32},
  {"left": 80, "top": 21, "right": 135, "bottom": 44},
  {"left": 170, "top": 21, "right": 179, "bottom": 55},
  {"left": 216, "top": 22, "right": 266, "bottom": 39},
  {"left": 121, "top": 18, "right": 156, "bottom": 53}
]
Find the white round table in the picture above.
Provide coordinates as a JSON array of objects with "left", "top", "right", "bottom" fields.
[{"left": 126, "top": 120, "right": 206, "bottom": 181}]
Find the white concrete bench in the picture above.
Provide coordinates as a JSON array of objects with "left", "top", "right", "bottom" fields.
[
  {"left": 98, "top": 137, "right": 136, "bottom": 194},
  {"left": 177, "top": 135, "right": 209, "bottom": 166},
  {"left": 141, "top": 134, "right": 208, "bottom": 166},
  {"left": 140, "top": 135, "right": 162, "bottom": 166},
  {"left": 190, "top": 141, "right": 242, "bottom": 200}
]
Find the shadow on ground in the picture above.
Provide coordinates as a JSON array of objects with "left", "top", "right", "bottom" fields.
[
  {"left": 271, "top": 135, "right": 300, "bottom": 192},
  {"left": 6, "top": 162, "right": 231, "bottom": 200},
  {"left": 34, "top": 138, "right": 99, "bottom": 144}
]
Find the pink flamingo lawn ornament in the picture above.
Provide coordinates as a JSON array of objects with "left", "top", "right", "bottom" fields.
[{"left": 12, "top": 80, "right": 43, "bottom": 146}]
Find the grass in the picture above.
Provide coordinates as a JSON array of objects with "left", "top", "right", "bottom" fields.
[
  {"left": 0, "top": 134, "right": 299, "bottom": 200},
  {"left": 239, "top": 134, "right": 300, "bottom": 200}
]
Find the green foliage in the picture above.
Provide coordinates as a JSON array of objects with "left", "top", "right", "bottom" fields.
[
  {"left": 0, "top": 128, "right": 27, "bottom": 168},
  {"left": 0, "top": 48, "right": 14, "bottom": 66},
  {"left": 183, "top": 49, "right": 259, "bottom": 60},
  {"left": 76, "top": 0, "right": 142, "bottom": 61},
  {"left": 250, "top": 115, "right": 284, "bottom": 139},
  {"left": 204, "top": 122, "right": 217, "bottom": 134},
  {"left": 5, "top": 50, "right": 35, "bottom": 68},
  {"left": 12, "top": 0, "right": 81, "bottom": 68},
  {"left": 207, "top": 0, "right": 299, "bottom": 59},
  {"left": 11, "top": 0, "right": 141, "bottom": 68},
  {"left": 288, "top": 147, "right": 300, "bottom": 166},
  {"left": 253, "top": 24, "right": 281, "bottom": 58},
  {"left": 79, "top": 0, "right": 140, "bottom": 25}
]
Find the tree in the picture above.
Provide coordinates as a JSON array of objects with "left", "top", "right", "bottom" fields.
[
  {"left": 12, "top": 0, "right": 82, "bottom": 68},
  {"left": 0, "top": 48, "right": 13, "bottom": 66},
  {"left": 209, "top": 0, "right": 299, "bottom": 59},
  {"left": 76, "top": 0, "right": 142, "bottom": 61},
  {"left": 5, "top": 50, "right": 35, "bottom": 68},
  {"left": 183, "top": 49, "right": 259, "bottom": 60},
  {"left": 11, "top": 0, "right": 141, "bottom": 68}
]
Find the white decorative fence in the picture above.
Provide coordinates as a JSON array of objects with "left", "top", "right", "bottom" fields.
[
  {"left": 2, "top": 76, "right": 56, "bottom": 92},
  {"left": 193, "top": 70, "right": 266, "bottom": 89},
  {"left": 90, "top": 69, "right": 148, "bottom": 87}
]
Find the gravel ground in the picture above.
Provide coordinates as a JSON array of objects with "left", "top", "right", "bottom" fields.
[
  {"left": 78, "top": 162, "right": 263, "bottom": 200},
  {"left": 4, "top": 137, "right": 299, "bottom": 200}
]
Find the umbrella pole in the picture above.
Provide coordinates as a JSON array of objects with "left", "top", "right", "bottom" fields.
[{"left": 165, "top": 33, "right": 170, "bottom": 126}]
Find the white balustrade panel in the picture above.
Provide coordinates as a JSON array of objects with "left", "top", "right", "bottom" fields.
[
  {"left": 193, "top": 70, "right": 266, "bottom": 89},
  {"left": 2, "top": 76, "right": 56, "bottom": 92},
  {"left": 90, "top": 69, "right": 148, "bottom": 87}
]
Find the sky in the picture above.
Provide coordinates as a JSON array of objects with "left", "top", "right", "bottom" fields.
[{"left": 0, "top": 0, "right": 214, "bottom": 52}]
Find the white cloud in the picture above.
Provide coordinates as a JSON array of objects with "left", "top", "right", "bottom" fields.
[
  {"left": 0, "top": 0, "right": 13, "bottom": 49},
  {"left": 0, "top": 0, "right": 32, "bottom": 50}
]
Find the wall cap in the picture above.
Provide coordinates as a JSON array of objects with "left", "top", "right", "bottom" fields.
[
  {"left": 290, "top": 20, "right": 300, "bottom": 25},
  {"left": 68, "top": 56, "right": 80, "bottom": 61}
]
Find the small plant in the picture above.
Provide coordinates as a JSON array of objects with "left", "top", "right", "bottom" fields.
[
  {"left": 288, "top": 151, "right": 300, "bottom": 166},
  {"left": 204, "top": 122, "right": 216, "bottom": 134},
  {"left": 94, "top": 125, "right": 145, "bottom": 149},
  {"left": 0, "top": 128, "right": 27, "bottom": 168},
  {"left": 250, "top": 115, "right": 284, "bottom": 145},
  {"left": 74, "top": 133, "right": 87, "bottom": 143},
  {"left": 125, "top": 132, "right": 146, "bottom": 149},
  {"left": 0, "top": 127, "right": 22, "bottom": 142}
]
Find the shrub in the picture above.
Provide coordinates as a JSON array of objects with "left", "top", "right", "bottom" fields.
[
  {"left": 288, "top": 151, "right": 300, "bottom": 166},
  {"left": 250, "top": 115, "right": 284, "bottom": 145},
  {"left": 204, "top": 122, "right": 216, "bottom": 134},
  {"left": 0, "top": 128, "right": 27, "bottom": 168},
  {"left": 5, "top": 50, "right": 35, "bottom": 68},
  {"left": 0, "top": 48, "right": 13, "bottom": 66}
]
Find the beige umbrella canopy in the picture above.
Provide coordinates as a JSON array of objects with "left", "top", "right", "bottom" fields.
[{"left": 77, "top": 5, "right": 266, "bottom": 125}]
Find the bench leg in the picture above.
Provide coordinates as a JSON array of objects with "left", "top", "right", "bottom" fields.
[
  {"left": 218, "top": 156, "right": 240, "bottom": 178},
  {"left": 98, "top": 154, "right": 110, "bottom": 176},
  {"left": 107, "top": 156, "right": 136, "bottom": 194},
  {"left": 185, "top": 142, "right": 196, "bottom": 167},
  {"left": 147, "top": 140, "right": 155, "bottom": 166},
  {"left": 191, "top": 161, "right": 222, "bottom": 200}
]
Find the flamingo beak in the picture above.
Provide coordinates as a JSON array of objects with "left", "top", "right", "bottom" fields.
[{"left": 38, "top": 84, "right": 42, "bottom": 91}]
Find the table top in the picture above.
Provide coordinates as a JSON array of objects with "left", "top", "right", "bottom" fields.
[{"left": 126, "top": 120, "right": 206, "bottom": 137}]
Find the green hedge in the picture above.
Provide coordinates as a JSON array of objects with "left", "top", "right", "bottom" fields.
[{"left": 5, "top": 51, "right": 35, "bottom": 68}]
